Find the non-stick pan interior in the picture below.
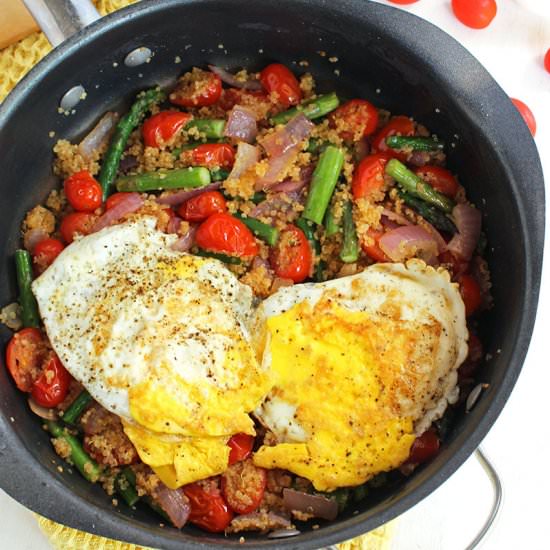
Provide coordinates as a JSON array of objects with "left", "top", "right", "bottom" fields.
[{"left": 0, "top": 1, "right": 543, "bottom": 548}]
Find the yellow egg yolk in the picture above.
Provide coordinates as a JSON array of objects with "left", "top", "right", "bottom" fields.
[{"left": 253, "top": 297, "right": 419, "bottom": 491}]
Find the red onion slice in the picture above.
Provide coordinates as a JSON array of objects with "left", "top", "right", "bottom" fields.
[
  {"left": 379, "top": 225, "right": 440, "bottom": 263},
  {"left": 23, "top": 228, "right": 49, "bottom": 253},
  {"left": 166, "top": 215, "right": 182, "bottom": 234},
  {"left": 227, "top": 143, "right": 260, "bottom": 182},
  {"left": 28, "top": 397, "right": 58, "bottom": 420},
  {"left": 381, "top": 208, "right": 412, "bottom": 227},
  {"left": 170, "top": 226, "right": 196, "bottom": 252},
  {"left": 282, "top": 488, "right": 338, "bottom": 521},
  {"left": 261, "top": 114, "right": 314, "bottom": 158},
  {"left": 153, "top": 484, "right": 190, "bottom": 529},
  {"left": 447, "top": 203, "right": 482, "bottom": 261},
  {"left": 271, "top": 166, "right": 314, "bottom": 194},
  {"left": 92, "top": 193, "right": 143, "bottom": 232},
  {"left": 249, "top": 190, "right": 304, "bottom": 221},
  {"left": 78, "top": 112, "right": 118, "bottom": 160},
  {"left": 157, "top": 182, "right": 221, "bottom": 206},
  {"left": 208, "top": 64, "right": 262, "bottom": 91},
  {"left": 224, "top": 105, "right": 258, "bottom": 143}
]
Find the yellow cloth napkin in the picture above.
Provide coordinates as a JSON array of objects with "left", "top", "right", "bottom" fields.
[{"left": 4, "top": 1, "right": 395, "bottom": 547}]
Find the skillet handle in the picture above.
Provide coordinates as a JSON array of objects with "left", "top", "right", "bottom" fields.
[{"left": 22, "top": 0, "right": 100, "bottom": 48}]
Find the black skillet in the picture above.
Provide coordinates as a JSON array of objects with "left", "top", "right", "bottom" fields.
[{"left": 0, "top": 0, "right": 544, "bottom": 548}]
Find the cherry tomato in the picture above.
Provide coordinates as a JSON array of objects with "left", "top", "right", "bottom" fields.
[
  {"left": 64, "top": 170, "right": 102, "bottom": 212},
  {"left": 329, "top": 99, "right": 379, "bottom": 140},
  {"left": 195, "top": 213, "right": 259, "bottom": 258},
  {"left": 33, "top": 238, "right": 64, "bottom": 273},
  {"left": 545, "top": 48, "right": 550, "bottom": 74},
  {"left": 269, "top": 225, "right": 312, "bottom": 283},
  {"left": 408, "top": 430, "right": 440, "bottom": 464},
  {"left": 227, "top": 433, "right": 255, "bottom": 465},
  {"left": 105, "top": 192, "right": 133, "bottom": 211},
  {"left": 183, "top": 482, "right": 233, "bottom": 533},
  {"left": 361, "top": 228, "right": 389, "bottom": 263},
  {"left": 352, "top": 153, "right": 392, "bottom": 200},
  {"left": 177, "top": 191, "right": 227, "bottom": 222},
  {"left": 5, "top": 328, "right": 47, "bottom": 392},
  {"left": 31, "top": 354, "right": 71, "bottom": 408},
  {"left": 259, "top": 63, "right": 302, "bottom": 108},
  {"left": 414, "top": 165, "right": 459, "bottom": 197},
  {"left": 511, "top": 98, "right": 537, "bottom": 137},
  {"left": 142, "top": 111, "right": 192, "bottom": 148},
  {"left": 60, "top": 212, "right": 95, "bottom": 244},
  {"left": 221, "top": 460, "right": 267, "bottom": 514},
  {"left": 371, "top": 116, "right": 415, "bottom": 160},
  {"left": 188, "top": 143, "right": 235, "bottom": 169},
  {"left": 170, "top": 69, "right": 222, "bottom": 108},
  {"left": 458, "top": 274, "right": 482, "bottom": 316},
  {"left": 452, "top": 0, "right": 497, "bottom": 29},
  {"left": 219, "top": 88, "right": 270, "bottom": 112}
]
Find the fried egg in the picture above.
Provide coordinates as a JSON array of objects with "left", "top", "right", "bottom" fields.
[
  {"left": 252, "top": 260, "right": 468, "bottom": 491},
  {"left": 32, "top": 217, "right": 270, "bottom": 488}
]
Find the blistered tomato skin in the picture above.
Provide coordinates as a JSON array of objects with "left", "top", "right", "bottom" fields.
[
  {"left": 64, "top": 170, "right": 103, "bottom": 212},
  {"left": 177, "top": 191, "right": 227, "bottom": 222},
  {"left": 31, "top": 354, "right": 71, "bottom": 408},
  {"left": 5, "top": 328, "right": 47, "bottom": 392},
  {"left": 183, "top": 482, "right": 234, "bottom": 533},
  {"left": 227, "top": 433, "right": 255, "bottom": 465},
  {"left": 142, "top": 111, "right": 192, "bottom": 147},
  {"left": 451, "top": 0, "right": 497, "bottom": 29},
  {"left": 270, "top": 225, "right": 312, "bottom": 283},
  {"left": 260, "top": 63, "right": 302, "bottom": 108}
]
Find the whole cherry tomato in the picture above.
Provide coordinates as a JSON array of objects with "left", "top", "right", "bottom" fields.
[
  {"left": 545, "top": 48, "right": 550, "bottom": 74},
  {"left": 414, "top": 165, "right": 459, "bottom": 197},
  {"left": 352, "top": 153, "right": 392, "bottom": 200},
  {"left": 105, "top": 192, "right": 135, "bottom": 211},
  {"left": 227, "top": 433, "right": 255, "bottom": 465},
  {"left": 451, "top": 0, "right": 497, "bottom": 29},
  {"left": 142, "top": 111, "right": 192, "bottom": 147},
  {"left": 458, "top": 274, "right": 482, "bottom": 316},
  {"left": 31, "top": 354, "right": 71, "bottom": 408},
  {"left": 269, "top": 225, "right": 312, "bottom": 283},
  {"left": 183, "top": 482, "right": 233, "bottom": 533},
  {"left": 64, "top": 170, "right": 102, "bottom": 212},
  {"left": 371, "top": 116, "right": 415, "bottom": 160},
  {"left": 170, "top": 69, "right": 222, "bottom": 108},
  {"left": 511, "top": 98, "right": 537, "bottom": 137},
  {"left": 195, "top": 213, "right": 259, "bottom": 258},
  {"left": 329, "top": 99, "right": 379, "bottom": 140},
  {"left": 361, "top": 228, "right": 389, "bottom": 263},
  {"left": 5, "top": 328, "right": 47, "bottom": 392},
  {"left": 221, "top": 460, "right": 267, "bottom": 514},
  {"left": 59, "top": 212, "right": 95, "bottom": 244},
  {"left": 259, "top": 63, "right": 302, "bottom": 108},
  {"left": 187, "top": 143, "right": 235, "bottom": 169},
  {"left": 177, "top": 191, "right": 227, "bottom": 222},
  {"left": 33, "top": 238, "right": 65, "bottom": 273},
  {"left": 408, "top": 431, "right": 440, "bottom": 464}
]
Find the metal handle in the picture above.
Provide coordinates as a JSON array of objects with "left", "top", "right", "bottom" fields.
[{"left": 22, "top": 0, "right": 100, "bottom": 47}]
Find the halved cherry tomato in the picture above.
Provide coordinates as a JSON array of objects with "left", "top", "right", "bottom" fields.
[
  {"left": 269, "top": 225, "right": 312, "bottom": 283},
  {"left": 545, "top": 49, "right": 550, "bottom": 74},
  {"left": 329, "top": 99, "right": 379, "bottom": 140},
  {"left": 458, "top": 274, "right": 482, "bottom": 316},
  {"left": 170, "top": 69, "right": 222, "bottom": 108},
  {"left": 31, "top": 354, "right": 71, "bottom": 408},
  {"left": 361, "top": 228, "right": 389, "bottom": 263},
  {"left": 371, "top": 116, "right": 415, "bottom": 160},
  {"left": 64, "top": 170, "right": 102, "bottom": 212},
  {"left": 105, "top": 192, "right": 133, "bottom": 211},
  {"left": 142, "top": 111, "right": 192, "bottom": 148},
  {"left": 227, "top": 433, "right": 255, "bottom": 465},
  {"left": 221, "top": 460, "right": 267, "bottom": 515},
  {"left": 33, "top": 238, "right": 64, "bottom": 273},
  {"left": 60, "top": 212, "right": 95, "bottom": 244},
  {"left": 414, "top": 165, "right": 459, "bottom": 197},
  {"left": 5, "top": 328, "right": 47, "bottom": 392},
  {"left": 452, "top": 0, "right": 497, "bottom": 29},
  {"left": 408, "top": 431, "right": 440, "bottom": 464},
  {"left": 177, "top": 191, "right": 227, "bottom": 222},
  {"left": 187, "top": 143, "right": 235, "bottom": 169},
  {"left": 183, "top": 482, "right": 233, "bottom": 533},
  {"left": 195, "top": 213, "right": 259, "bottom": 258},
  {"left": 259, "top": 63, "right": 302, "bottom": 108},
  {"left": 352, "top": 153, "right": 392, "bottom": 200},
  {"left": 511, "top": 98, "right": 537, "bottom": 137}
]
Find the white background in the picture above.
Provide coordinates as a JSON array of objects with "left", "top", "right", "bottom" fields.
[{"left": 1, "top": 0, "right": 549, "bottom": 548}]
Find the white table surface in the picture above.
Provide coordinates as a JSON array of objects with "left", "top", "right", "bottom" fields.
[{"left": 1, "top": 0, "right": 549, "bottom": 548}]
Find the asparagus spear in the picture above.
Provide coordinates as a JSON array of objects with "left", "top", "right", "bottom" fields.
[
  {"left": 386, "top": 136, "right": 444, "bottom": 151},
  {"left": 115, "top": 467, "right": 140, "bottom": 507},
  {"left": 339, "top": 201, "right": 359, "bottom": 263},
  {"left": 271, "top": 93, "right": 340, "bottom": 125},
  {"left": 234, "top": 213, "right": 279, "bottom": 246},
  {"left": 15, "top": 250, "right": 40, "bottom": 328},
  {"left": 185, "top": 119, "right": 225, "bottom": 139},
  {"left": 398, "top": 190, "right": 457, "bottom": 234},
  {"left": 115, "top": 167, "right": 211, "bottom": 192},
  {"left": 61, "top": 390, "right": 92, "bottom": 425}
]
